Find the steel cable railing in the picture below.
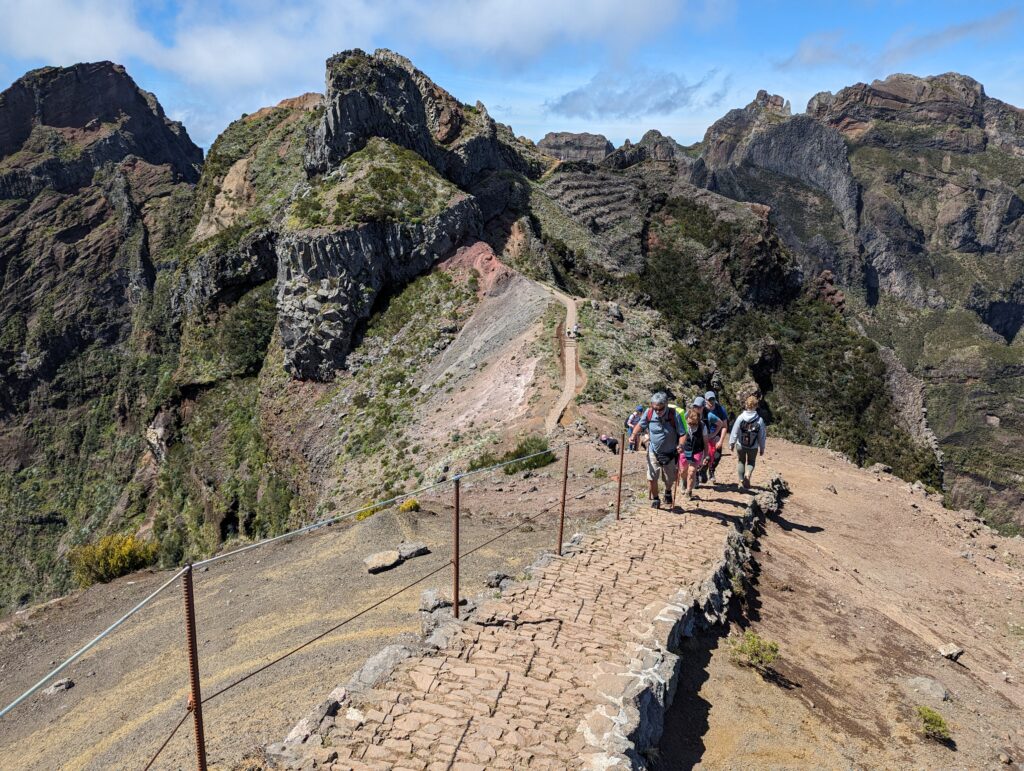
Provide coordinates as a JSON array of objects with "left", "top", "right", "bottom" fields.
[{"left": 0, "top": 434, "right": 636, "bottom": 770}]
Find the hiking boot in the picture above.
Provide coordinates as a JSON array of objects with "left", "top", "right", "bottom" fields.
[
  {"left": 741, "top": 477, "right": 750, "bottom": 489},
  {"left": 664, "top": 491, "right": 673, "bottom": 505},
  {"left": 651, "top": 497, "right": 661, "bottom": 509}
]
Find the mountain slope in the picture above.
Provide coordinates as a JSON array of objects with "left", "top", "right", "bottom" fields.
[
  {"left": 677, "top": 74, "right": 1024, "bottom": 532},
  {"left": 1, "top": 53, "right": 1012, "bottom": 616},
  {"left": 0, "top": 62, "right": 201, "bottom": 610}
]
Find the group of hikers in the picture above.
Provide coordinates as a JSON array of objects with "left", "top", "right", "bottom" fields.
[{"left": 611, "top": 390, "right": 767, "bottom": 509}]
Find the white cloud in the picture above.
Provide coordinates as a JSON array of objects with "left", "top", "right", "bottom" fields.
[
  {"left": 546, "top": 67, "right": 724, "bottom": 119},
  {"left": 776, "top": 8, "right": 1021, "bottom": 72},
  {"left": 0, "top": 0, "right": 160, "bottom": 65},
  {"left": 0, "top": 0, "right": 726, "bottom": 145}
]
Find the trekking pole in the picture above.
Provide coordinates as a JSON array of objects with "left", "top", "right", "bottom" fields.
[
  {"left": 557, "top": 443, "right": 569, "bottom": 555},
  {"left": 452, "top": 476, "right": 461, "bottom": 619},
  {"left": 615, "top": 433, "right": 625, "bottom": 520},
  {"left": 181, "top": 565, "right": 208, "bottom": 771}
]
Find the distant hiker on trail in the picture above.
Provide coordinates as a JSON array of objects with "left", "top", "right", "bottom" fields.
[
  {"left": 729, "top": 395, "right": 767, "bottom": 489},
  {"left": 572, "top": 322, "right": 581, "bottom": 338},
  {"left": 630, "top": 392, "right": 684, "bottom": 509},
  {"left": 678, "top": 407, "right": 710, "bottom": 501},
  {"left": 624, "top": 406, "right": 644, "bottom": 451},
  {"left": 599, "top": 433, "right": 619, "bottom": 454}
]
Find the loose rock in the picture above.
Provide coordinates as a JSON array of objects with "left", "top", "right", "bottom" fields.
[
  {"left": 938, "top": 643, "right": 964, "bottom": 661},
  {"left": 906, "top": 675, "right": 949, "bottom": 701},
  {"left": 43, "top": 678, "right": 74, "bottom": 696},
  {"left": 398, "top": 542, "right": 430, "bottom": 560},
  {"left": 485, "top": 571, "right": 511, "bottom": 589},
  {"left": 364, "top": 550, "right": 403, "bottom": 574},
  {"left": 420, "top": 589, "right": 451, "bottom": 612}
]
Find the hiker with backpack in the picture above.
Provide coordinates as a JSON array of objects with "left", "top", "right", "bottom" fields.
[
  {"left": 729, "top": 395, "right": 767, "bottom": 489},
  {"left": 624, "top": 406, "right": 644, "bottom": 451},
  {"left": 705, "top": 391, "right": 729, "bottom": 480},
  {"left": 678, "top": 407, "right": 711, "bottom": 501},
  {"left": 629, "top": 392, "right": 685, "bottom": 509},
  {"left": 692, "top": 396, "right": 726, "bottom": 485}
]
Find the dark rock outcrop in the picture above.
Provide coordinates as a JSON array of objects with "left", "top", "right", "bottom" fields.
[
  {"left": 276, "top": 196, "right": 482, "bottom": 379},
  {"left": 0, "top": 62, "right": 201, "bottom": 200},
  {"left": 537, "top": 132, "right": 614, "bottom": 163},
  {"left": 0, "top": 62, "right": 202, "bottom": 412},
  {"left": 305, "top": 49, "right": 543, "bottom": 188}
]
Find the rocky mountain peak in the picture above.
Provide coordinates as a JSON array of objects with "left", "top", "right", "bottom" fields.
[
  {"left": 537, "top": 132, "right": 614, "bottom": 163},
  {"left": 750, "top": 89, "right": 791, "bottom": 117},
  {"left": 0, "top": 61, "right": 201, "bottom": 186},
  {"left": 307, "top": 49, "right": 542, "bottom": 188}
]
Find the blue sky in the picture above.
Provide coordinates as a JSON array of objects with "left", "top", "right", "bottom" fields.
[{"left": 1, "top": 1, "right": 1023, "bottom": 150}]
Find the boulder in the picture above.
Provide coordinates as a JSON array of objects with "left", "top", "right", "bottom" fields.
[
  {"left": 43, "top": 678, "right": 74, "bottom": 696},
  {"left": 398, "top": 542, "right": 430, "bottom": 560},
  {"left": 420, "top": 588, "right": 452, "bottom": 612},
  {"left": 938, "top": 643, "right": 964, "bottom": 661},
  {"left": 364, "top": 550, "right": 402, "bottom": 574}
]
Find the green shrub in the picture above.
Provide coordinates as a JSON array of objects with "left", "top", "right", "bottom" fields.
[
  {"left": 916, "top": 706, "right": 951, "bottom": 742},
  {"left": 467, "top": 436, "right": 556, "bottom": 475},
  {"left": 594, "top": 467, "right": 608, "bottom": 479},
  {"left": 502, "top": 436, "right": 556, "bottom": 475},
  {"left": 730, "top": 630, "right": 779, "bottom": 671},
  {"left": 468, "top": 451, "right": 500, "bottom": 471},
  {"left": 398, "top": 498, "right": 420, "bottom": 513},
  {"left": 68, "top": 534, "right": 158, "bottom": 587}
]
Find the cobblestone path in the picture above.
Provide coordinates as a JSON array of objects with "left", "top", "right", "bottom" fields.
[{"left": 284, "top": 484, "right": 775, "bottom": 770}]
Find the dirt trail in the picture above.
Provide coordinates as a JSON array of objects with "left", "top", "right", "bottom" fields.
[
  {"left": 543, "top": 285, "right": 582, "bottom": 435},
  {"left": 656, "top": 439, "right": 1024, "bottom": 770}
]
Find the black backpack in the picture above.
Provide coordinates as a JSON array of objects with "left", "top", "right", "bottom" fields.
[
  {"left": 684, "top": 424, "right": 705, "bottom": 455},
  {"left": 738, "top": 415, "right": 761, "bottom": 449}
]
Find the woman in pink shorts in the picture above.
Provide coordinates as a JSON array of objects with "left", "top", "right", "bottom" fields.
[{"left": 678, "top": 407, "right": 710, "bottom": 501}]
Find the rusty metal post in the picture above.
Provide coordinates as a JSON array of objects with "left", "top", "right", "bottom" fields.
[
  {"left": 181, "top": 564, "right": 208, "bottom": 771},
  {"left": 557, "top": 443, "right": 569, "bottom": 555},
  {"left": 452, "top": 476, "right": 461, "bottom": 619},
  {"left": 616, "top": 432, "right": 626, "bottom": 520}
]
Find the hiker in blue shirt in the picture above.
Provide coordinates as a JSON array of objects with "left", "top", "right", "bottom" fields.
[
  {"left": 629, "top": 391, "right": 685, "bottom": 509},
  {"left": 704, "top": 391, "right": 729, "bottom": 482}
]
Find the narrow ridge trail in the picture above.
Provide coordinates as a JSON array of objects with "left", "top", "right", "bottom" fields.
[{"left": 543, "top": 285, "right": 585, "bottom": 435}]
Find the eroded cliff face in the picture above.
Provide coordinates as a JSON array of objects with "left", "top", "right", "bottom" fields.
[
  {"left": 689, "top": 73, "right": 1024, "bottom": 529},
  {"left": 0, "top": 63, "right": 202, "bottom": 609},
  {"left": 276, "top": 195, "right": 481, "bottom": 379},
  {"left": 536, "top": 131, "right": 614, "bottom": 163},
  {"left": 305, "top": 49, "right": 544, "bottom": 188}
]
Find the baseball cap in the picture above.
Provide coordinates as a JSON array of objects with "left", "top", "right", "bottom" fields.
[
  {"left": 705, "top": 391, "right": 717, "bottom": 401},
  {"left": 692, "top": 396, "right": 706, "bottom": 408}
]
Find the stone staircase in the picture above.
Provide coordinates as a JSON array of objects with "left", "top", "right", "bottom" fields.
[{"left": 270, "top": 477, "right": 787, "bottom": 770}]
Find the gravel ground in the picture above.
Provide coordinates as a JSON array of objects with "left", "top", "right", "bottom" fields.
[{"left": 0, "top": 440, "right": 634, "bottom": 771}]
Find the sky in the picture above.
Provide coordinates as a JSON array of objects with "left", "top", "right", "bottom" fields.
[{"left": 1, "top": 1, "right": 1023, "bottom": 151}]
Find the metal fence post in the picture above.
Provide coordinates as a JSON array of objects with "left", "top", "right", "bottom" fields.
[
  {"left": 557, "top": 443, "right": 569, "bottom": 555},
  {"left": 452, "top": 476, "right": 461, "bottom": 619},
  {"left": 181, "top": 564, "right": 208, "bottom": 771},
  {"left": 616, "top": 432, "right": 625, "bottom": 520}
]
